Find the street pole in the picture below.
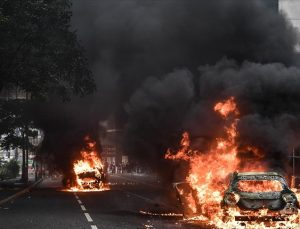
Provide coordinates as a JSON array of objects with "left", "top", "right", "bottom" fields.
[
  {"left": 293, "top": 148, "right": 295, "bottom": 177},
  {"left": 288, "top": 148, "right": 300, "bottom": 189},
  {"left": 292, "top": 148, "right": 295, "bottom": 188}
]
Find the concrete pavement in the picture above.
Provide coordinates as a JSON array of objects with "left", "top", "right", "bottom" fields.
[
  {"left": 0, "top": 174, "right": 204, "bottom": 229},
  {"left": 0, "top": 175, "right": 39, "bottom": 203}
]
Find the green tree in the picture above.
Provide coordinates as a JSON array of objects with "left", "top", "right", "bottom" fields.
[
  {"left": 0, "top": 100, "right": 38, "bottom": 182},
  {"left": 0, "top": 0, "right": 95, "bottom": 182},
  {"left": 0, "top": 160, "right": 20, "bottom": 180},
  {"left": 6, "top": 159, "right": 20, "bottom": 178},
  {"left": 0, "top": 0, "right": 95, "bottom": 99}
]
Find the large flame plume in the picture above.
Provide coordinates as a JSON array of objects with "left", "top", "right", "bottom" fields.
[
  {"left": 70, "top": 137, "right": 109, "bottom": 192},
  {"left": 166, "top": 97, "right": 300, "bottom": 228}
]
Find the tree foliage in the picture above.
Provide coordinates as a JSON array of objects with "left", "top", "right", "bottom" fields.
[
  {"left": 0, "top": 99, "right": 39, "bottom": 181},
  {"left": 0, "top": 159, "right": 20, "bottom": 180},
  {"left": 0, "top": 0, "right": 95, "bottom": 182},
  {"left": 0, "top": 0, "right": 95, "bottom": 100},
  {"left": 0, "top": 100, "right": 37, "bottom": 151}
]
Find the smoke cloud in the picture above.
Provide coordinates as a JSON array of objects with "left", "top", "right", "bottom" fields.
[
  {"left": 125, "top": 59, "right": 300, "bottom": 172},
  {"left": 195, "top": 60, "right": 300, "bottom": 169},
  {"left": 72, "top": 0, "right": 297, "bottom": 103},
  {"left": 37, "top": 0, "right": 300, "bottom": 174}
]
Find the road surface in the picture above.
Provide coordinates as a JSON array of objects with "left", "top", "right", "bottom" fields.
[{"left": 0, "top": 174, "right": 205, "bottom": 229}]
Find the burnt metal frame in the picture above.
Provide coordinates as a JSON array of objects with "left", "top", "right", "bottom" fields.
[
  {"left": 227, "top": 172, "right": 289, "bottom": 201},
  {"left": 289, "top": 149, "right": 300, "bottom": 186}
]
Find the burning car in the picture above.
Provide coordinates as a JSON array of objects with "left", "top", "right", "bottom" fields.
[
  {"left": 68, "top": 137, "right": 109, "bottom": 191},
  {"left": 167, "top": 98, "right": 300, "bottom": 227},
  {"left": 76, "top": 166, "right": 106, "bottom": 189},
  {"left": 222, "top": 172, "right": 299, "bottom": 222}
]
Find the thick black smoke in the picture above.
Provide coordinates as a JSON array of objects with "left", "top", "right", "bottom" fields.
[
  {"left": 125, "top": 59, "right": 300, "bottom": 173},
  {"left": 195, "top": 60, "right": 300, "bottom": 169},
  {"left": 32, "top": 100, "right": 102, "bottom": 175},
  {"left": 38, "top": 0, "right": 300, "bottom": 174},
  {"left": 72, "top": 0, "right": 296, "bottom": 102}
]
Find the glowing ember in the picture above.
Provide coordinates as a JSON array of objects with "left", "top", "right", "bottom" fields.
[
  {"left": 166, "top": 97, "right": 300, "bottom": 228},
  {"left": 139, "top": 210, "right": 183, "bottom": 217},
  {"left": 70, "top": 137, "right": 109, "bottom": 192}
]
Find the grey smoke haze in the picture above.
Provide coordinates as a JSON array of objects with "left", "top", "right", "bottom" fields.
[
  {"left": 40, "top": 0, "right": 300, "bottom": 173},
  {"left": 72, "top": 0, "right": 297, "bottom": 104}
]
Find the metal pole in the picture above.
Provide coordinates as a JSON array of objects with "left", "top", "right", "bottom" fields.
[{"left": 293, "top": 148, "right": 295, "bottom": 177}]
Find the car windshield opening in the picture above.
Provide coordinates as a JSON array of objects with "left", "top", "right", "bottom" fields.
[{"left": 237, "top": 180, "right": 283, "bottom": 192}]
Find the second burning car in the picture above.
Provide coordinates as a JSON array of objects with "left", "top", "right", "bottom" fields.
[{"left": 222, "top": 172, "right": 299, "bottom": 221}]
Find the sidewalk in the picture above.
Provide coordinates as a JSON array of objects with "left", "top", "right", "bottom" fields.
[
  {"left": 37, "top": 176, "right": 63, "bottom": 189},
  {"left": 0, "top": 175, "right": 37, "bottom": 202}
]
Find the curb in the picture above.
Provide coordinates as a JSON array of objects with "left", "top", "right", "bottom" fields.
[{"left": 0, "top": 178, "right": 43, "bottom": 205}]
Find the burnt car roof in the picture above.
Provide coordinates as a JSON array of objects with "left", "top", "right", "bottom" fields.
[
  {"left": 232, "top": 172, "right": 288, "bottom": 185},
  {"left": 236, "top": 172, "right": 282, "bottom": 177}
]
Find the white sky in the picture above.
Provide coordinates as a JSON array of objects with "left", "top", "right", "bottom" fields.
[{"left": 279, "top": 0, "right": 300, "bottom": 50}]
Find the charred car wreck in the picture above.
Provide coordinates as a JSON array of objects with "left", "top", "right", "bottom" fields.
[
  {"left": 173, "top": 171, "right": 299, "bottom": 222},
  {"left": 222, "top": 172, "right": 299, "bottom": 221},
  {"left": 77, "top": 166, "right": 106, "bottom": 189}
]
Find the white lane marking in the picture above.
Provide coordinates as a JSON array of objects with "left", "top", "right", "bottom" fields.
[
  {"left": 73, "top": 193, "right": 97, "bottom": 228},
  {"left": 84, "top": 213, "right": 93, "bottom": 222}
]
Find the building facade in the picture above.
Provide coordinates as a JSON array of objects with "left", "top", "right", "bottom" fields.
[{"left": 99, "top": 117, "right": 128, "bottom": 173}]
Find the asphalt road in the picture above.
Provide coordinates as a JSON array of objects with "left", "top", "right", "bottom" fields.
[{"left": 0, "top": 174, "right": 205, "bottom": 229}]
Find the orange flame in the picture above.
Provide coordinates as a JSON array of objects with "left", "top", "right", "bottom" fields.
[
  {"left": 214, "top": 96, "right": 239, "bottom": 118},
  {"left": 237, "top": 180, "right": 283, "bottom": 193},
  {"left": 165, "top": 132, "right": 191, "bottom": 161},
  {"left": 70, "top": 137, "right": 109, "bottom": 192},
  {"left": 166, "top": 97, "right": 299, "bottom": 228}
]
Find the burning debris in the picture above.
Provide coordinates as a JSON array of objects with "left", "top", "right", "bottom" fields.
[
  {"left": 139, "top": 211, "right": 183, "bottom": 218},
  {"left": 166, "top": 97, "right": 300, "bottom": 228},
  {"left": 69, "top": 137, "right": 109, "bottom": 192}
]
